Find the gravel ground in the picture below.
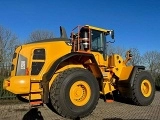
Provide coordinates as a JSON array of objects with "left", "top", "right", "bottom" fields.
[{"left": 0, "top": 91, "right": 160, "bottom": 120}]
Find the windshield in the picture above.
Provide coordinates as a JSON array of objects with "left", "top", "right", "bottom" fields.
[{"left": 91, "top": 30, "right": 104, "bottom": 52}]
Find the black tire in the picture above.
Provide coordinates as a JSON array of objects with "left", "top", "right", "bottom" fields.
[
  {"left": 132, "top": 70, "right": 155, "bottom": 106},
  {"left": 50, "top": 68, "right": 99, "bottom": 119}
]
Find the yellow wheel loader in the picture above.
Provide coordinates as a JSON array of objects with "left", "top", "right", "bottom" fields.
[{"left": 3, "top": 25, "right": 155, "bottom": 119}]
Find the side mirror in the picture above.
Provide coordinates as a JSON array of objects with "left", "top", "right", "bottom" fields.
[{"left": 110, "top": 30, "right": 114, "bottom": 39}]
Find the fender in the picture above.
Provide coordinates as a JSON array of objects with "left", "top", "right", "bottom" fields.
[
  {"left": 46, "top": 52, "right": 103, "bottom": 81},
  {"left": 41, "top": 52, "right": 103, "bottom": 103},
  {"left": 129, "top": 66, "right": 145, "bottom": 87},
  {"left": 118, "top": 66, "right": 145, "bottom": 97}
]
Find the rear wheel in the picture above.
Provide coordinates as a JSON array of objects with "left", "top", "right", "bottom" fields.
[
  {"left": 50, "top": 68, "right": 99, "bottom": 119},
  {"left": 132, "top": 70, "right": 155, "bottom": 106}
]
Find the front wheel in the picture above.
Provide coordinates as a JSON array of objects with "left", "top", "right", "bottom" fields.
[
  {"left": 131, "top": 70, "right": 155, "bottom": 106},
  {"left": 50, "top": 68, "right": 99, "bottom": 119}
]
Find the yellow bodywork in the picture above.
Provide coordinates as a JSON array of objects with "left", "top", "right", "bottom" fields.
[
  {"left": 4, "top": 44, "right": 132, "bottom": 100},
  {"left": 3, "top": 25, "right": 134, "bottom": 101},
  {"left": 85, "top": 25, "right": 111, "bottom": 33},
  {"left": 4, "top": 40, "right": 72, "bottom": 99},
  {"left": 3, "top": 76, "right": 30, "bottom": 94}
]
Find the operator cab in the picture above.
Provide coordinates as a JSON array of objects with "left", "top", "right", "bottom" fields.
[{"left": 71, "top": 25, "right": 114, "bottom": 54}]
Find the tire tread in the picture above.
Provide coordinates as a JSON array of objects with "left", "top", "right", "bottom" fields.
[
  {"left": 50, "top": 68, "right": 99, "bottom": 119},
  {"left": 131, "top": 70, "right": 155, "bottom": 106}
]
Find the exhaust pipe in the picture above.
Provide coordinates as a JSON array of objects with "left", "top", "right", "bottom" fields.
[{"left": 60, "top": 26, "right": 68, "bottom": 39}]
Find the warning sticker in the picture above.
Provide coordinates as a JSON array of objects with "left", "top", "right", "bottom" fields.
[{"left": 21, "top": 61, "right": 25, "bottom": 69}]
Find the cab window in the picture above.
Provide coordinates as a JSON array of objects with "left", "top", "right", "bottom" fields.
[{"left": 91, "top": 30, "right": 104, "bottom": 52}]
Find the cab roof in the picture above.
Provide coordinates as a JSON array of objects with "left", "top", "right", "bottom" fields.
[{"left": 84, "top": 25, "right": 110, "bottom": 33}]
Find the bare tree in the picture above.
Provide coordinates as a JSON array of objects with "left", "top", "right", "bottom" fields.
[
  {"left": 27, "top": 30, "right": 54, "bottom": 42},
  {"left": 142, "top": 51, "right": 160, "bottom": 81},
  {"left": 0, "top": 25, "right": 19, "bottom": 76},
  {"left": 0, "top": 48, "right": 2, "bottom": 62},
  {"left": 129, "top": 48, "right": 142, "bottom": 66},
  {"left": 107, "top": 44, "right": 126, "bottom": 58},
  {"left": 0, "top": 25, "right": 18, "bottom": 65}
]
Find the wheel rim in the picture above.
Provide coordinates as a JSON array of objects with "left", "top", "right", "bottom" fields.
[
  {"left": 69, "top": 81, "right": 91, "bottom": 106},
  {"left": 141, "top": 79, "right": 152, "bottom": 97}
]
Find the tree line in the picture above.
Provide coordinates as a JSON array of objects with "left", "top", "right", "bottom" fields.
[
  {"left": 0, "top": 25, "right": 160, "bottom": 88},
  {"left": 0, "top": 25, "right": 54, "bottom": 76}
]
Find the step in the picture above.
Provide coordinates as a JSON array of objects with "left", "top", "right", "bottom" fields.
[
  {"left": 30, "top": 100, "right": 43, "bottom": 106},
  {"left": 30, "top": 80, "right": 41, "bottom": 83},
  {"left": 106, "top": 99, "right": 114, "bottom": 103},
  {"left": 30, "top": 90, "right": 42, "bottom": 93}
]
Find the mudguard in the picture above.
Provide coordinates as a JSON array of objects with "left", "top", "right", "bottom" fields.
[
  {"left": 41, "top": 52, "right": 102, "bottom": 103},
  {"left": 118, "top": 66, "right": 145, "bottom": 97}
]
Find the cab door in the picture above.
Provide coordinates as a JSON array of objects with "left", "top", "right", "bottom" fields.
[{"left": 90, "top": 30, "right": 107, "bottom": 66}]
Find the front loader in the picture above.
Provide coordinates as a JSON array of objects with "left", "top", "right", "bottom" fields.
[{"left": 3, "top": 25, "right": 155, "bottom": 119}]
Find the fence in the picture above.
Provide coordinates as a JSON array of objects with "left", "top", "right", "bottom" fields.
[{"left": 0, "top": 65, "right": 17, "bottom": 99}]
